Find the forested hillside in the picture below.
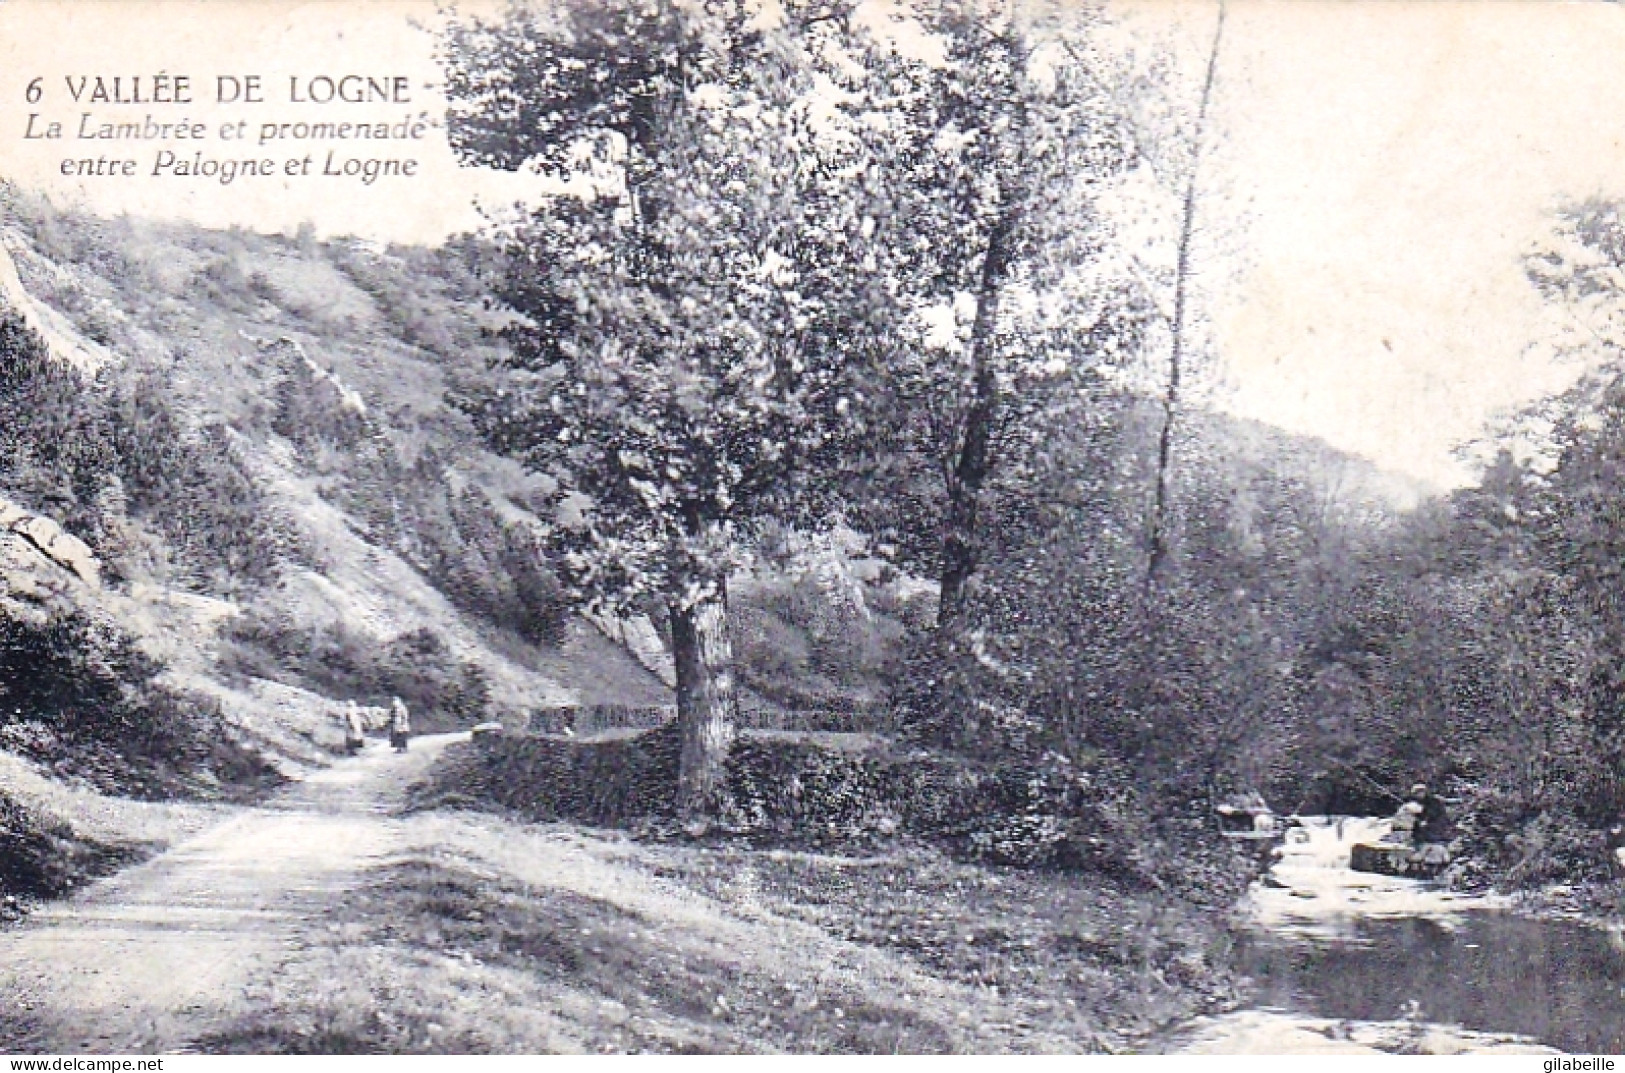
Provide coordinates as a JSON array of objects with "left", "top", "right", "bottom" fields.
[
  {"left": 0, "top": 169, "right": 1447, "bottom": 781},
  {"left": 9, "top": 166, "right": 1623, "bottom": 907},
  {"left": 0, "top": 169, "right": 1425, "bottom": 872},
  {"left": 0, "top": 190, "right": 671, "bottom": 724}
]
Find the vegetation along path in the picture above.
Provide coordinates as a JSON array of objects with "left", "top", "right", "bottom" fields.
[{"left": 0, "top": 733, "right": 466, "bottom": 1053}]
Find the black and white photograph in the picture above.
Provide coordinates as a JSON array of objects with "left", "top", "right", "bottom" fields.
[{"left": 1, "top": 0, "right": 1624, "bottom": 1057}]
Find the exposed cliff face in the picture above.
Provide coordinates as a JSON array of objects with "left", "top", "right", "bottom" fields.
[
  {"left": 0, "top": 468, "right": 104, "bottom": 671},
  {"left": 0, "top": 231, "right": 112, "bottom": 374},
  {"left": 0, "top": 519, "right": 87, "bottom": 629}
]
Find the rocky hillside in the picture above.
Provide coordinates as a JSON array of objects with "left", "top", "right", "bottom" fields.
[{"left": 0, "top": 189, "right": 672, "bottom": 773}]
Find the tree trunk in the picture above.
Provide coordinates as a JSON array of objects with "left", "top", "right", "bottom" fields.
[
  {"left": 669, "top": 576, "right": 737, "bottom": 818},
  {"left": 937, "top": 207, "right": 1019, "bottom": 630},
  {"left": 1146, "top": 0, "right": 1226, "bottom": 594}
]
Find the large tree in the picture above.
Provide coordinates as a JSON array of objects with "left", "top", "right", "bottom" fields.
[
  {"left": 832, "top": 1, "right": 1146, "bottom": 749},
  {"left": 1507, "top": 200, "right": 1625, "bottom": 820},
  {"left": 440, "top": 0, "right": 905, "bottom": 814},
  {"left": 889, "top": 3, "right": 1137, "bottom": 622}
]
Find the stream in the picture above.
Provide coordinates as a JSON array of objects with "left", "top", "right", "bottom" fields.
[{"left": 1177, "top": 817, "right": 1625, "bottom": 1054}]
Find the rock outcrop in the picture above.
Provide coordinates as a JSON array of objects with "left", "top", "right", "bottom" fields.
[
  {"left": 0, "top": 498, "right": 100, "bottom": 588},
  {"left": 585, "top": 610, "right": 676, "bottom": 688},
  {"left": 0, "top": 495, "right": 102, "bottom": 628}
]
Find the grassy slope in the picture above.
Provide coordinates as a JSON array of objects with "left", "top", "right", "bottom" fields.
[{"left": 199, "top": 808, "right": 1238, "bottom": 1054}]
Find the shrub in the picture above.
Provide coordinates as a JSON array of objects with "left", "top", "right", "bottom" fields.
[
  {"left": 0, "top": 312, "right": 118, "bottom": 541},
  {"left": 106, "top": 371, "right": 290, "bottom": 593},
  {"left": 0, "top": 608, "right": 280, "bottom": 799},
  {"left": 1454, "top": 790, "right": 1618, "bottom": 890},
  {"left": 323, "top": 239, "right": 482, "bottom": 359},
  {"left": 1503, "top": 811, "right": 1613, "bottom": 889},
  {"left": 221, "top": 616, "right": 491, "bottom": 731},
  {"left": 426, "top": 729, "right": 1147, "bottom": 878},
  {"left": 732, "top": 605, "right": 812, "bottom": 686},
  {"left": 730, "top": 574, "right": 903, "bottom": 719},
  {"left": 196, "top": 255, "right": 258, "bottom": 312}
]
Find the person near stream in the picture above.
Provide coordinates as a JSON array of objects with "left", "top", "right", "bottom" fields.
[
  {"left": 1405, "top": 782, "right": 1454, "bottom": 870},
  {"left": 1408, "top": 783, "right": 1451, "bottom": 845},
  {"left": 390, "top": 696, "right": 411, "bottom": 753},
  {"left": 344, "top": 699, "right": 366, "bottom": 755},
  {"left": 1388, "top": 798, "right": 1421, "bottom": 844}
]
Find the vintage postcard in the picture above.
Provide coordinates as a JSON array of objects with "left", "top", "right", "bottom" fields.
[{"left": 0, "top": 0, "right": 1622, "bottom": 1058}]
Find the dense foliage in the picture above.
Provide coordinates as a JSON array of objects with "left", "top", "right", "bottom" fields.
[
  {"left": 0, "top": 607, "right": 279, "bottom": 799},
  {"left": 1230, "top": 201, "right": 1625, "bottom": 887},
  {"left": 0, "top": 310, "right": 285, "bottom": 596}
]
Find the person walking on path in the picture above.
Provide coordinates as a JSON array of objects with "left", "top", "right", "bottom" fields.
[
  {"left": 390, "top": 696, "right": 411, "bottom": 753},
  {"left": 345, "top": 699, "right": 366, "bottom": 755}
]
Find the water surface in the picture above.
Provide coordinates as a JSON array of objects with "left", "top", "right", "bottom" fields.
[
  {"left": 1210, "top": 816, "right": 1625, "bottom": 1054},
  {"left": 1235, "top": 913, "right": 1625, "bottom": 1054}
]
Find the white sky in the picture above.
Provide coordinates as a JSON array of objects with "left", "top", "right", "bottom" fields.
[
  {"left": 4, "top": 0, "right": 1625, "bottom": 489},
  {"left": 1146, "top": 0, "right": 1625, "bottom": 488}
]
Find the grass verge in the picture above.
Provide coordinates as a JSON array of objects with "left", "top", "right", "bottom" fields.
[{"left": 197, "top": 810, "right": 1239, "bottom": 1053}]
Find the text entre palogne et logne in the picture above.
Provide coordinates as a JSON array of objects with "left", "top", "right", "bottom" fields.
[{"left": 19, "top": 74, "right": 431, "bottom": 186}]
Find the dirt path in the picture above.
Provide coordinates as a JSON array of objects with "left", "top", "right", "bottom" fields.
[{"left": 0, "top": 733, "right": 466, "bottom": 1054}]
